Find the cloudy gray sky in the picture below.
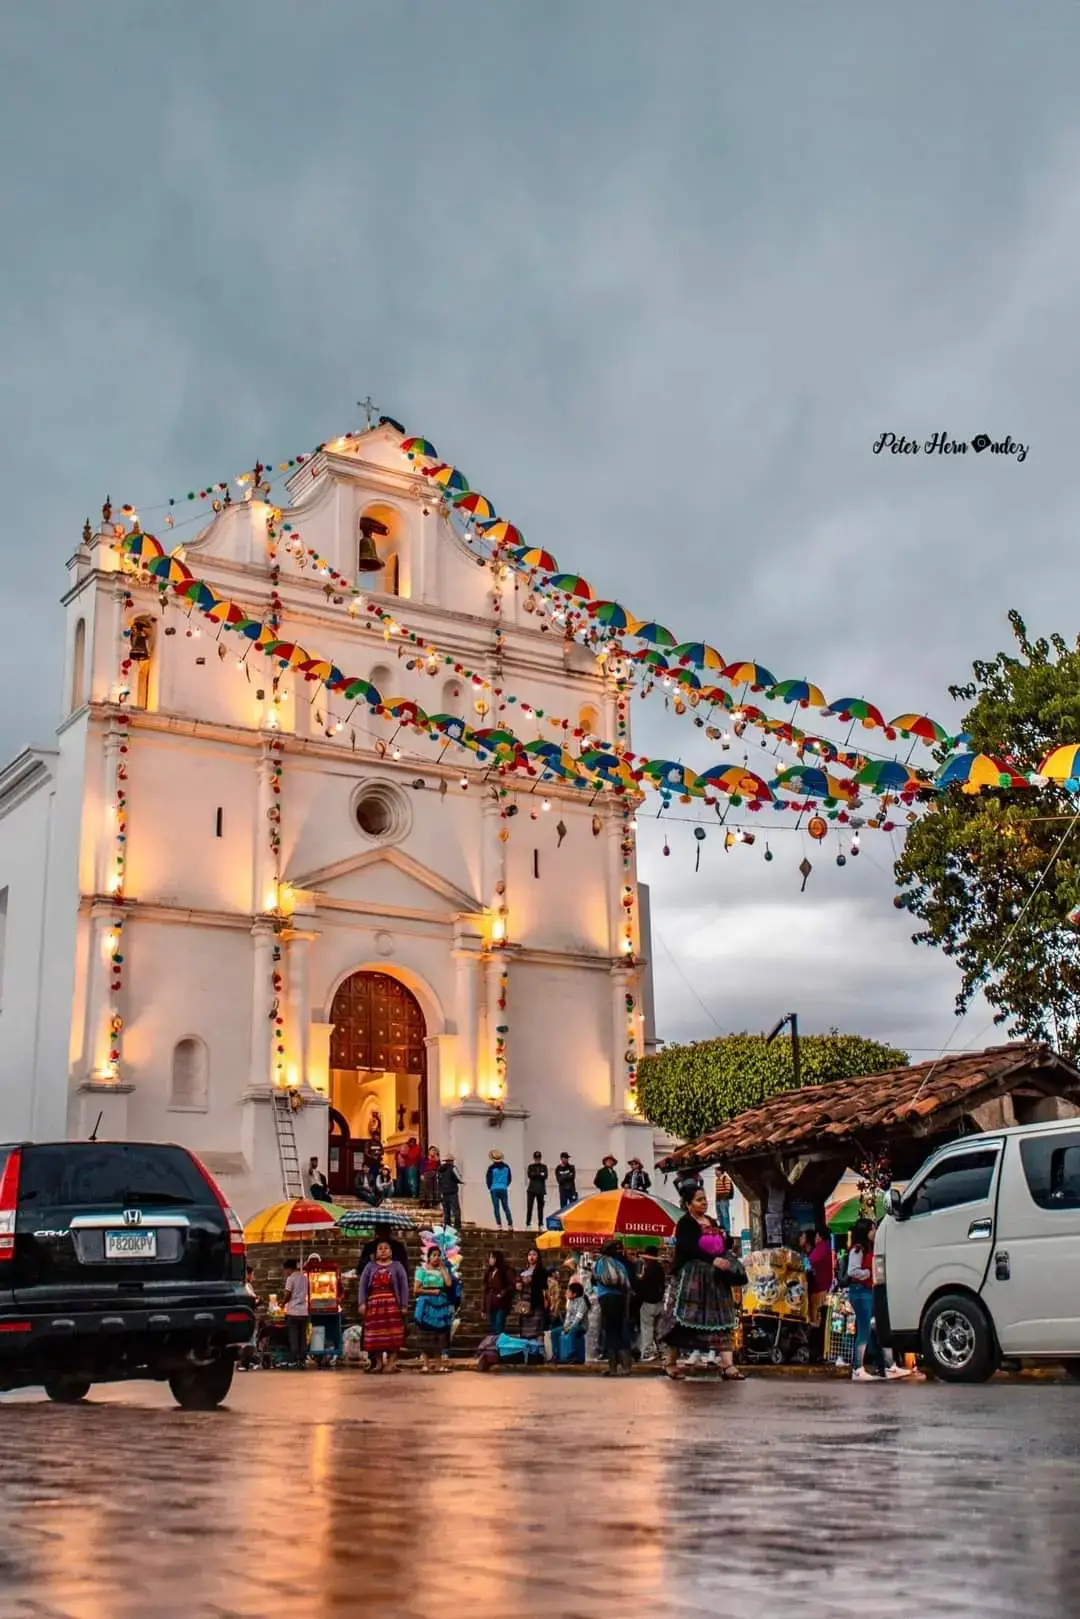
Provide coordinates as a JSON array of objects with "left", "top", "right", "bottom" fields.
[{"left": 4, "top": 1, "right": 1078, "bottom": 1061}]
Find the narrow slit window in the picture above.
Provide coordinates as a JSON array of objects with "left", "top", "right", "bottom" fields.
[{"left": 215, "top": 807, "right": 224, "bottom": 838}]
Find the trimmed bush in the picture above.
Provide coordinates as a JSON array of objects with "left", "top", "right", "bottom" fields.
[{"left": 638, "top": 1031, "right": 908, "bottom": 1141}]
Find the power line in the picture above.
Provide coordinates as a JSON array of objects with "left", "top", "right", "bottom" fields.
[{"left": 654, "top": 929, "right": 726, "bottom": 1033}]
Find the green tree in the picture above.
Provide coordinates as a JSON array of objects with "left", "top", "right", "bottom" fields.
[
  {"left": 637, "top": 1031, "right": 906, "bottom": 1140},
  {"left": 895, "top": 611, "right": 1080, "bottom": 1057}
]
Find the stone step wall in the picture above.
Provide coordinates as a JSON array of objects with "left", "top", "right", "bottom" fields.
[{"left": 248, "top": 1225, "right": 563, "bottom": 1355}]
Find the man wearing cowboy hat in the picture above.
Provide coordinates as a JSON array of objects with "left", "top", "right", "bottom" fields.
[
  {"left": 593, "top": 1154, "right": 619, "bottom": 1192},
  {"left": 621, "top": 1157, "right": 652, "bottom": 1193},
  {"left": 485, "top": 1149, "right": 513, "bottom": 1228}
]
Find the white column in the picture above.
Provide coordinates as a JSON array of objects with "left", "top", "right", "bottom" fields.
[
  {"left": 85, "top": 905, "right": 123, "bottom": 1081},
  {"left": 414, "top": 502, "right": 437, "bottom": 602},
  {"left": 453, "top": 946, "right": 481, "bottom": 1100},
  {"left": 109, "top": 579, "right": 128, "bottom": 702},
  {"left": 95, "top": 727, "right": 125, "bottom": 896},
  {"left": 285, "top": 928, "right": 316, "bottom": 1089},
  {"left": 604, "top": 809, "right": 626, "bottom": 959},
  {"left": 309, "top": 1019, "right": 334, "bottom": 1099},
  {"left": 249, "top": 920, "right": 276, "bottom": 1093},
  {"left": 482, "top": 952, "right": 507, "bottom": 1101},
  {"left": 610, "top": 964, "right": 638, "bottom": 1116},
  {"left": 253, "top": 742, "right": 279, "bottom": 914},
  {"left": 480, "top": 795, "right": 502, "bottom": 916}
]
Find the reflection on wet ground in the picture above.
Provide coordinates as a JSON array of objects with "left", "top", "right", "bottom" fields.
[{"left": 2, "top": 1373, "right": 1079, "bottom": 1617}]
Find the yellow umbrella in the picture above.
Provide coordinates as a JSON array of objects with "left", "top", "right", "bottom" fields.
[{"left": 243, "top": 1198, "right": 347, "bottom": 1245}]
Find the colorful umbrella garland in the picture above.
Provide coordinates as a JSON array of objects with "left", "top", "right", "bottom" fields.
[{"left": 113, "top": 416, "right": 1079, "bottom": 813}]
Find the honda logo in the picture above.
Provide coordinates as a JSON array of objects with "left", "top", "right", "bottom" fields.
[{"left": 122, "top": 1208, "right": 143, "bottom": 1227}]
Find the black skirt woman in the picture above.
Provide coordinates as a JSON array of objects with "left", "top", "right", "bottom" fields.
[{"left": 657, "top": 1185, "right": 745, "bottom": 1380}]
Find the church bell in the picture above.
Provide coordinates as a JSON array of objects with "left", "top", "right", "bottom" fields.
[
  {"left": 128, "top": 622, "right": 151, "bottom": 662},
  {"left": 357, "top": 514, "right": 390, "bottom": 573}
]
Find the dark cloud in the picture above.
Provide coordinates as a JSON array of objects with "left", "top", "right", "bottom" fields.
[{"left": 3, "top": 0, "right": 1076, "bottom": 1055}]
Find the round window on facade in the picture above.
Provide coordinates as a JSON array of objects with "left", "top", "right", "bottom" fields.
[{"left": 352, "top": 780, "right": 411, "bottom": 844}]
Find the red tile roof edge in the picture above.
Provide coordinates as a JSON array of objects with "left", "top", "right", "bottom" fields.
[{"left": 656, "top": 1042, "right": 1080, "bottom": 1170}]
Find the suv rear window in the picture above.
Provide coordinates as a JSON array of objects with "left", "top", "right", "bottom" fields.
[
  {"left": 1020, "top": 1131, "right": 1080, "bottom": 1210},
  {"left": 17, "top": 1144, "right": 209, "bottom": 1209}
]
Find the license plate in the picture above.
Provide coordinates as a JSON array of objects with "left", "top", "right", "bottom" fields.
[{"left": 105, "top": 1229, "right": 158, "bottom": 1260}]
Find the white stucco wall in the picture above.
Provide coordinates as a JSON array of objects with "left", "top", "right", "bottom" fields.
[
  {"left": 0, "top": 759, "right": 54, "bottom": 1141},
  {"left": 0, "top": 424, "right": 653, "bottom": 1215}
]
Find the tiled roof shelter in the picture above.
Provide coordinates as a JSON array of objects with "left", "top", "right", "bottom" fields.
[{"left": 656, "top": 1042, "right": 1080, "bottom": 1244}]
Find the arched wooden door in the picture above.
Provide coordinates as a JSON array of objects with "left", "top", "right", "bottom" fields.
[{"left": 327, "top": 971, "right": 428, "bottom": 1193}]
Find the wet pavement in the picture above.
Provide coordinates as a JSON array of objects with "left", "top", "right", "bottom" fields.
[{"left": 2, "top": 1372, "right": 1079, "bottom": 1618}]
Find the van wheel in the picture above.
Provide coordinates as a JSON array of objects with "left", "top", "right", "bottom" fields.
[
  {"left": 44, "top": 1379, "right": 91, "bottom": 1404},
  {"left": 920, "top": 1294, "right": 998, "bottom": 1383},
  {"left": 168, "top": 1357, "right": 235, "bottom": 1410}
]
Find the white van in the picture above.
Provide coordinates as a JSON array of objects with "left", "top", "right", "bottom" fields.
[{"left": 875, "top": 1116, "right": 1080, "bottom": 1382}]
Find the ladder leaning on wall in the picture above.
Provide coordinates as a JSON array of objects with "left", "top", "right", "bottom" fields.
[{"left": 272, "top": 1090, "right": 305, "bottom": 1200}]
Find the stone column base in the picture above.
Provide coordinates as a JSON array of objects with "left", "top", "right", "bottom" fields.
[
  {"left": 446, "top": 1098, "right": 529, "bottom": 1228},
  {"left": 239, "top": 1088, "right": 330, "bottom": 1214},
  {"left": 608, "top": 1116, "right": 661, "bottom": 1177},
  {"left": 73, "top": 1081, "right": 135, "bottom": 1140}
]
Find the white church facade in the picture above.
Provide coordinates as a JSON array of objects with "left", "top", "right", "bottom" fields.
[{"left": 0, "top": 424, "right": 658, "bottom": 1217}]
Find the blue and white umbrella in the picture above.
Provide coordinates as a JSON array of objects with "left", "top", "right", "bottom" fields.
[{"left": 336, "top": 1206, "right": 416, "bottom": 1233}]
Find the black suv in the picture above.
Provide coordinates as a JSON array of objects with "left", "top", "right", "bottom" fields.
[{"left": 0, "top": 1139, "right": 254, "bottom": 1408}]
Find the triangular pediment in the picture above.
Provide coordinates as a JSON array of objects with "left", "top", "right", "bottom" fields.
[{"left": 291, "top": 846, "right": 481, "bottom": 918}]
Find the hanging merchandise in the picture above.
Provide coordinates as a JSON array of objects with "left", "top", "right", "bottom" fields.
[
  {"left": 693, "top": 825, "right": 706, "bottom": 871},
  {"left": 807, "top": 815, "right": 828, "bottom": 841},
  {"left": 799, "top": 858, "right": 812, "bottom": 892}
]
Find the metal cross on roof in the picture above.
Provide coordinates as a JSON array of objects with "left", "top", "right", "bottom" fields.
[{"left": 358, "top": 396, "right": 379, "bottom": 427}]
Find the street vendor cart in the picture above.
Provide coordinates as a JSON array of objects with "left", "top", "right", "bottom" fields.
[
  {"left": 304, "top": 1256, "right": 344, "bottom": 1367},
  {"left": 738, "top": 1248, "right": 811, "bottom": 1365},
  {"left": 258, "top": 1295, "right": 294, "bottom": 1367}
]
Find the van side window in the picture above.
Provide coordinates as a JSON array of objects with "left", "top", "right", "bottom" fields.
[
  {"left": 907, "top": 1149, "right": 998, "bottom": 1217},
  {"left": 1019, "top": 1132, "right": 1080, "bottom": 1210}
]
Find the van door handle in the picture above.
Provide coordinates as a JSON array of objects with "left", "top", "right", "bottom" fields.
[{"left": 967, "top": 1218, "right": 992, "bottom": 1240}]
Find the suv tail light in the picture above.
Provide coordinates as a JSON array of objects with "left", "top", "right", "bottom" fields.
[
  {"left": 0, "top": 1148, "right": 22, "bottom": 1261},
  {"left": 872, "top": 1252, "right": 886, "bottom": 1286},
  {"left": 189, "top": 1152, "right": 246, "bottom": 1258}
]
